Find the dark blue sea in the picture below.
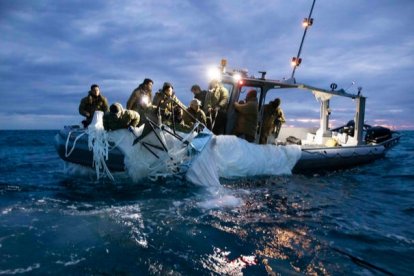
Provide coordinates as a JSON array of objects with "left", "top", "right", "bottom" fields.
[{"left": 0, "top": 130, "right": 413, "bottom": 275}]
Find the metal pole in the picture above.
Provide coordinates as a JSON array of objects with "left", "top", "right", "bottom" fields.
[{"left": 291, "top": 0, "right": 316, "bottom": 79}]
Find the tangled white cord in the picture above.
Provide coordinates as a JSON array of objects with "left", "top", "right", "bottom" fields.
[
  {"left": 140, "top": 128, "right": 192, "bottom": 180},
  {"left": 87, "top": 126, "right": 114, "bottom": 181},
  {"left": 86, "top": 111, "right": 114, "bottom": 181}
]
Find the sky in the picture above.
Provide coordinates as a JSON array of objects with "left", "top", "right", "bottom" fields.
[{"left": 0, "top": 0, "right": 413, "bottom": 130}]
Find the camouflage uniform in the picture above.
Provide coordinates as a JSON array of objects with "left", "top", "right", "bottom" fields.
[
  {"left": 274, "top": 107, "right": 286, "bottom": 138},
  {"left": 204, "top": 83, "right": 229, "bottom": 134},
  {"left": 152, "top": 91, "right": 186, "bottom": 125},
  {"left": 79, "top": 91, "right": 109, "bottom": 127},
  {"left": 182, "top": 107, "right": 207, "bottom": 128},
  {"left": 203, "top": 84, "right": 229, "bottom": 113},
  {"left": 259, "top": 100, "right": 285, "bottom": 144},
  {"left": 126, "top": 84, "right": 152, "bottom": 112},
  {"left": 233, "top": 96, "right": 258, "bottom": 142},
  {"left": 103, "top": 104, "right": 140, "bottom": 131},
  {"left": 136, "top": 105, "right": 158, "bottom": 126},
  {"left": 194, "top": 90, "right": 207, "bottom": 110}
]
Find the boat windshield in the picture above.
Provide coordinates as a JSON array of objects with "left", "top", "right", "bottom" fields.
[{"left": 239, "top": 85, "right": 263, "bottom": 108}]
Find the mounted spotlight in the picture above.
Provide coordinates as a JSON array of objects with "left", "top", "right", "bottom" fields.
[
  {"left": 302, "top": 18, "right": 314, "bottom": 28},
  {"left": 291, "top": 0, "right": 315, "bottom": 79},
  {"left": 233, "top": 73, "right": 242, "bottom": 82},
  {"left": 291, "top": 57, "right": 302, "bottom": 67}
]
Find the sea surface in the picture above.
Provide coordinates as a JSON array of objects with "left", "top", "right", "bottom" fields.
[{"left": 0, "top": 130, "right": 413, "bottom": 275}]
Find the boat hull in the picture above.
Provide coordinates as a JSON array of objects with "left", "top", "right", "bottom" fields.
[
  {"left": 295, "top": 145, "right": 384, "bottom": 173},
  {"left": 293, "top": 135, "right": 400, "bottom": 173},
  {"left": 55, "top": 126, "right": 400, "bottom": 175},
  {"left": 54, "top": 126, "right": 125, "bottom": 171}
]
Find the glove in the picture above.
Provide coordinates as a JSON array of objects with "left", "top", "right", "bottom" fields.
[{"left": 164, "top": 110, "right": 171, "bottom": 118}]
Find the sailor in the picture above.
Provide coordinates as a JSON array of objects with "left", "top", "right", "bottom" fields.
[
  {"left": 204, "top": 79, "right": 229, "bottom": 134},
  {"left": 190, "top": 84, "right": 207, "bottom": 110},
  {"left": 259, "top": 98, "right": 285, "bottom": 144},
  {"left": 171, "top": 106, "right": 192, "bottom": 133},
  {"left": 232, "top": 89, "right": 258, "bottom": 143},
  {"left": 103, "top": 103, "right": 140, "bottom": 131},
  {"left": 152, "top": 82, "right": 186, "bottom": 125},
  {"left": 183, "top": 99, "right": 207, "bottom": 130},
  {"left": 273, "top": 98, "right": 286, "bottom": 139},
  {"left": 126, "top": 78, "right": 154, "bottom": 112},
  {"left": 79, "top": 84, "right": 109, "bottom": 128},
  {"left": 135, "top": 100, "right": 157, "bottom": 127}
]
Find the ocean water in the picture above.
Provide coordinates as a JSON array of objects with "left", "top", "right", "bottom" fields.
[{"left": 0, "top": 130, "right": 413, "bottom": 275}]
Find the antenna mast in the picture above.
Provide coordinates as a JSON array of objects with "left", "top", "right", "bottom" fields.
[{"left": 290, "top": 0, "right": 316, "bottom": 80}]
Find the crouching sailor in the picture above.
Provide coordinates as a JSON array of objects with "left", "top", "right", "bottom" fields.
[{"left": 103, "top": 103, "right": 140, "bottom": 131}]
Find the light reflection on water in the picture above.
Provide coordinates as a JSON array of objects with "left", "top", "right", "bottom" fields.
[
  {"left": 201, "top": 247, "right": 257, "bottom": 276},
  {"left": 202, "top": 183, "right": 332, "bottom": 274}
]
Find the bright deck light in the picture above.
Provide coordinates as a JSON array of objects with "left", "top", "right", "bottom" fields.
[
  {"left": 302, "top": 18, "right": 313, "bottom": 27},
  {"left": 291, "top": 57, "right": 302, "bottom": 67},
  {"left": 207, "top": 67, "right": 221, "bottom": 81},
  {"left": 233, "top": 73, "right": 242, "bottom": 82}
]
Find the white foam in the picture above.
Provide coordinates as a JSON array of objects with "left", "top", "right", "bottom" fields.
[
  {"left": 56, "top": 256, "right": 86, "bottom": 266},
  {"left": 198, "top": 194, "right": 243, "bottom": 209},
  {"left": 0, "top": 263, "right": 40, "bottom": 274},
  {"left": 63, "top": 162, "right": 95, "bottom": 176},
  {"left": 109, "top": 204, "right": 148, "bottom": 248},
  {"left": 1, "top": 207, "right": 12, "bottom": 215}
]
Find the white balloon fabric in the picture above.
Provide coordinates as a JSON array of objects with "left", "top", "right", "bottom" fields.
[{"left": 186, "top": 135, "right": 301, "bottom": 187}]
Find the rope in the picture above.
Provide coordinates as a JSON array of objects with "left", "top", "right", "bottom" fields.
[
  {"left": 64, "top": 130, "right": 86, "bottom": 158},
  {"left": 107, "top": 131, "right": 128, "bottom": 151}
]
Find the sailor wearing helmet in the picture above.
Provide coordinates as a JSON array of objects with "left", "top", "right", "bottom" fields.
[{"left": 183, "top": 99, "right": 207, "bottom": 129}]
